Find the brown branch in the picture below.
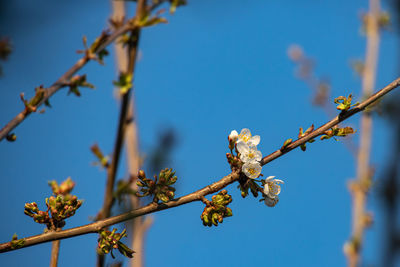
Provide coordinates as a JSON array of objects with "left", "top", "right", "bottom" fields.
[
  {"left": 0, "top": 24, "right": 132, "bottom": 142},
  {"left": 0, "top": 171, "right": 240, "bottom": 253},
  {"left": 97, "top": 0, "right": 145, "bottom": 224},
  {"left": 96, "top": 1, "right": 146, "bottom": 266},
  {"left": 345, "top": 0, "right": 381, "bottom": 266},
  {"left": 261, "top": 76, "right": 397, "bottom": 166},
  {"left": 288, "top": 45, "right": 358, "bottom": 156},
  {"left": 1, "top": 76, "right": 400, "bottom": 254},
  {"left": 49, "top": 240, "right": 60, "bottom": 267},
  {"left": 0, "top": 1, "right": 166, "bottom": 142},
  {"left": 123, "top": 32, "right": 146, "bottom": 267}
]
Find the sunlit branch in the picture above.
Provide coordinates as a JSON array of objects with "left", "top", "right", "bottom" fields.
[
  {"left": 1, "top": 75, "right": 399, "bottom": 253},
  {"left": 0, "top": 1, "right": 167, "bottom": 142}
]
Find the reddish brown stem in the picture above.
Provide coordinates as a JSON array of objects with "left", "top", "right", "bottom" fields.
[{"left": 1, "top": 76, "right": 400, "bottom": 253}]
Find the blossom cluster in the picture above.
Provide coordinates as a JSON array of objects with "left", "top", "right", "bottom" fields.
[
  {"left": 229, "top": 128, "right": 262, "bottom": 179},
  {"left": 229, "top": 128, "right": 284, "bottom": 207}
]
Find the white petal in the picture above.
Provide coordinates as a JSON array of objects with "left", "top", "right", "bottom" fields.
[
  {"left": 274, "top": 179, "right": 284, "bottom": 184},
  {"left": 236, "top": 141, "right": 249, "bottom": 154},
  {"left": 254, "top": 150, "right": 262, "bottom": 161},
  {"left": 248, "top": 135, "right": 260, "bottom": 146},
  {"left": 265, "top": 176, "right": 275, "bottom": 182},
  {"left": 242, "top": 161, "right": 262, "bottom": 179},
  {"left": 263, "top": 183, "right": 269, "bottom": 195},
  {"left": 238, "top": 128, "right": 251, "bottom": 143},
  {"left": 230, "top": 130, "right": 238, "bottom": 137},
  {"left": 239, "top": 153, "right": 247, "bottom": 162},
  {"left": 240, "top": 128, "right": 250, "bottom": 136}
]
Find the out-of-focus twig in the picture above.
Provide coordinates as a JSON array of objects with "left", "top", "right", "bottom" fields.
[
  {"left": 288, "top": 45, "right": 358, "bottom": 156},
  {"left": 49, "top": 239, "right": 60, "bottom": 267},
  {"left": 344, "top": 1, "right": 381, "bottom": 266},
  {"left": 109, "top": 1, "right": 153, "bottom": 266},
  {"left": 96, "top": 1, "right": 147, "bottom": 266},
  {"left": 379, "top": 99, "right": 400, "bottom": 267},
  {"left": 0, "top": 0, "right": 167, "bottom": 142}
]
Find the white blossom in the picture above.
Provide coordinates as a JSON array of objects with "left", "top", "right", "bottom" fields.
[
  {"left": 263, "top": 176, "right": 284, "bottom": 199},
  {"left": 237, "top": 142, "right": 262, "bottom": 163},
  {"left": 242, "top": 161, "right": 262, "bottom": 179},
  {"left": 237, "top": 128, "right": 260, "bottom": 147}
]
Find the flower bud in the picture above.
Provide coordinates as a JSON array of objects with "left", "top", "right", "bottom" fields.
[
  {"left": 228, "top": 130, "right": 239, "bottom": 143},
  {"left": 138, "top": 170, "right": 146, "bottom": 179}
]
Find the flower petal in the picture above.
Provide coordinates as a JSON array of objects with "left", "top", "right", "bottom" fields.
[
  {"left": 265, "top": 176, "right": 275, "bottom": 182},
  {"left": 238, "top": 128, "right": 251, "bottom": 143},
  {"left": 254, "top": 150, "right": 262, "bottom": 161},
  {"left": 240, "top": 128, "right": 251, "bottom": 136},
  {"left": 242, "top": 161, "right": 262, "bottom": 179},
  {"left": 248, "top": 135, "right": 260, "bottom": 146},
  {"left": 230, "top": 130, "right": 238, "bottom": 136},
  {"left": 236, "top": 141, "right": 249, "bottom": 154},
  {"left": 263, "top": 183, "right": 269, "bottom": 195}
]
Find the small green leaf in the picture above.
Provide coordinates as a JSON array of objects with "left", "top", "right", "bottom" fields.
[{"left": 281, "top": 138, "right": 293, "bottom": 150}]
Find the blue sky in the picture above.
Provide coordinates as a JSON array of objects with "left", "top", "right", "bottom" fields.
[{"left": 0, "top": 0, "right": 399, "bottom": 266}]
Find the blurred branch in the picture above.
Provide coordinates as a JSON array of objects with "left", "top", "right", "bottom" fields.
[
  {"left": 96, "top": 0, "right": 146, "bottom": 266},
  {"left": 125, "top": 92, "right": 148, "bottom": 267},
  {"left": 108, "top": 0, "right": 151, "bottom": 267},
  {"left": 49, "top": 239, "right": 60, "bottom": 267},
  {"left": 380, "top": 99, "right": 400, "bottom": 267},
  {"left": 344, "top": 1, "right": 381, "bottom": 266},
  {"left": 288, "top": 44, "right": 358, "bottom": 156},
  {"left": 261, "top": 78, "right": 397, "bottom": 166},
  {"left": 0, "top": 37, "right": 12, "bottom": 76},
  {"left": 1, "top": 75, "right": 400, "bottom": 253},
  {"left": 0, "top": 0, "right": 167, "bottom": 142},
  {"left": 288, "top": 44, "right": 334, "bottom": 115}
]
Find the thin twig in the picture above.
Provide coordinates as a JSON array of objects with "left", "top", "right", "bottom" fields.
[
  {"left": 96, "top": 1, "right": 146, "bottom": 266},
  {"left": 0, "top": 24, "right": 132, "bottom": 142},
  {"left": 260, "top": 76, "right": 396, "bottom": 166},
  {"left": 108, "top": 4, "right": 148, "bottom": 266},
  {"left": 49, "top": 240, "right": 60, "bottom": 267},
  {"left": 345, "top": 0, "right": 380, "bottom": 266},
  {"left": 0, "top": 1, "right": 166, "bottom": 142},
  {"left": 124, "top": 39, "right": 147, "bottom": 267},
  {"left": 1, "top": 76, "right": 400, "bottom": 253},
  {"left": 96, "top": 0, "right": 146, "bottom": 222},
  {"left": 0, "top": 171, "right": 240, "bottom": 253},
  {"left": 109, "top": 2, "right": 149, "bottom": 267}
]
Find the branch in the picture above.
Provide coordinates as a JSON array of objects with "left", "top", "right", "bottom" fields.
[
  {"left": 0, "top": 171, "right": 240, "bottom": 253},
  {"left": 345, "top": 0, "right": 381, "bottom": 266},
  {"left": 49, "top": 240, "right": 60, "bottom": 267},
  {"left": 1, "top": 76, "right": 400, "bottom": 253},
  {"left": 97, "top": 0, "right": 145, "bottom": 225},
  {"left": 96, "top": 0, "right": 146, "bottom": 266},
  {"left": 261, "top": 76, "right": 398, "bottom": 166},
  {"left": 0, "top": 1, "right": 166, "bottom": 142}
]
